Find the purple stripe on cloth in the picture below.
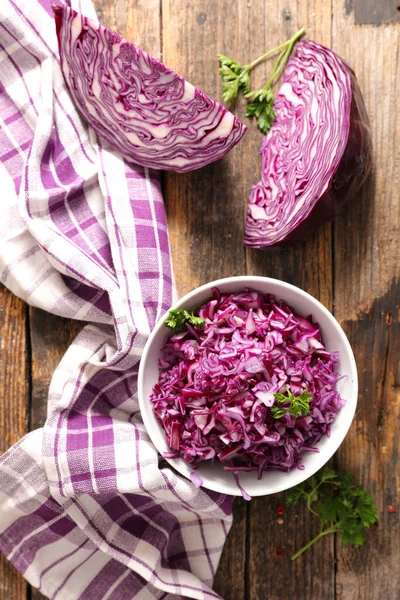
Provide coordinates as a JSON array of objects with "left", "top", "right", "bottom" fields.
[
  {"left": 38, "top": 539, "right": 89, "bottom": 592},
  {"left": 0, "top": 17, "right": 95, "bottom": 166},
  {"left": 139, "top": 271, "right": 173, "bottom": 285},
  {"left": 38, "top": 0, "right": 54, "bottom": 16},
  {"left": 4, "top": 110, "right": 23, "bottom": 125},
  {"left": 81, "top": 561, "right": 148, "bottom": 600},
  {"left": 38, "top": 239, "right": 115, "bottom": 293},
  {"left": 159, "top": 472, "right": 219, "bottom": 578},
  {"left": 1, "top": 505, "right": 78, "bottom": 574},
  {"left": 0, "top": 43, "right": 39, "bottom": 116},
  {"left": 70, "top": 468, "right": 116, "bottom": 483},
  {"left": 62, "top": 276, "right": 112, "bottom": 316},
  {"left": 95, "top": 151, "right": 143, "bottom": 367},
  {"left": 68, "top": 499, "right": 221, "bottom": 599},
  {"left": 52, "top": 93, "right": 95, "bottom": 166},
  {"left": 39, "top": 136, "right": 115, "bottom": 276},
  {"left": 103, "top": 495, "right": 192, "bottom": 572},
  {"left": 51, "top": 547, "right": 99, "bottom": 598},
  {"left": 0, "top": 140, "right": 31, "bottom": 162},
  {"left": 9, "top": 0, "right": 59, "bottom": 61}
]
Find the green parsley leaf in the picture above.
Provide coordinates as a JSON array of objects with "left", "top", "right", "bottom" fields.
[
  {"left": 271, "top": 387, "right": 313, "bottom": 419},
  {"left": 221, "top": 77, "right": 240, "bottom": 103},
  {"left": 217, "top": 54, "right": 242, "bottom": 72},
  {"left": 286, "top": 485, "right": 306, "bottom": 506},
  {"left": 217, "top": 27, "right": 306, "bottom": 133},
  {"left": 164, "top": 309, "right": 206, "bottom": 332},
  {"left": 319, "top": 466, "right": 340, "bottom": 483},
  {"left": 288, "top": 468, "right": 378, "bottom": 560},
  {"left": 218, "top": 55, "right": 251, "bottom": 103},
  {"left": 185, "top": 312, "right": 206, "bottom": 328},
  {"left": 270, "top": 406, "right": 288, "bottom": 419},
  {"left": 273, "top": 391, "right": 289, "bottom": 403},
  {"left": 245, "top": 87, "right": 276, "bottom": 134}
]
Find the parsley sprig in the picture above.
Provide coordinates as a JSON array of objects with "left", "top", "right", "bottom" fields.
[
  {"left": 287, "top": 467, "right": 378, "bottom": 560},
  {"left": 271, "top": 387, "right": 312, "bottom": 419},
  {"left": 218, "top": 27, "right": 306, "bottom": 133},
  {"left": 217, "top": 55, "right": 252, "bottom": 102},
  {"left": 164, "top": 309, "right": 206, "bottom": 331}
]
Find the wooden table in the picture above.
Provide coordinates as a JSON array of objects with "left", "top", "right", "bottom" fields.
[{"left": 1, "top": 1, "right": 399, "bottom": 599}]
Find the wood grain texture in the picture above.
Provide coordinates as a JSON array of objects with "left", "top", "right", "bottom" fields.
[
  {"left": 332, "top": 3, "right": 400, "bottom": 598},
  {"left": 0, "top": 556, "right": 26, "bottom": 600},
  {"left": 354, "top": 0, "right": 400, "bottom": 25},
  {"left": 0, "top": 285, "right": 28, "bottom": 600},
  {"left": 1, "top": 0, "right": 399, "bottom": 598},
  {"left": 213, "top": 502, "right": 247, "bottom": 600},
  {"left": 29, "top": 309, "right": 82, "bottom": 431},
  {"left": 93, "top": 0, "right": 161, "bottom": 56},
  {"left": 162, "top": 0, "right": 247, "bottom": 296}
]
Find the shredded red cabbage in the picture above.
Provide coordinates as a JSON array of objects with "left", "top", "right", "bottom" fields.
[{"left": 151, "top": 288, "right": 345, "bottom": 495}]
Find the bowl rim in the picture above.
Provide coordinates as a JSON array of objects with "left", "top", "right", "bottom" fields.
[{"left": 138, "top": 275, "right": 358, "bottom": 496}]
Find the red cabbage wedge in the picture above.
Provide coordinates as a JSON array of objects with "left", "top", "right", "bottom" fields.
[
  {"left": 53, "top": 5, "right": 246, "bottom": 173},
  {"left": 244, "top": 39, "right": 372, "bottom": 248}
]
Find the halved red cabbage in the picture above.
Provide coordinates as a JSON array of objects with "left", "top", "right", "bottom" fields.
[
  {"left": 53, "top": 5, "right": 246, "bottom": 173},
  {"left": 151, "top": 288, "right": 345, "bottom": 487},
  {"left": 244, "top": 40, "right": 372, "bottom": 247}
]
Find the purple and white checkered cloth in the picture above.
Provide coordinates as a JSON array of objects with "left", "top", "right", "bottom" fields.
[{"left": 0, "top": 1, "right": 233, "bottom": 598}]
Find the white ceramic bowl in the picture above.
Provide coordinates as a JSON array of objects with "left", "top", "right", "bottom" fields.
[{"left": 138, "top": 276, "right": 357, "bottom": 496}]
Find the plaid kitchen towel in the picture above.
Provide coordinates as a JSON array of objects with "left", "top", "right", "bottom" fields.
[{"left": 0, "top": 1, "right": 233, "bottom": 599}]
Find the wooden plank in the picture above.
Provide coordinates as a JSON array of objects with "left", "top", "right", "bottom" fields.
[
  {"left": 162, "top": 0, "right": 248, "bottom": 296},
  {"left": 94, "top": 0, "right": 161, "bottom": 56},
  {"left": 0, "top": 556, "right": 26, "bottom": 600},
  {"left": 0, "top": 289, "right": 28, "bottom": 449},
  {"left": 354, "top": 0, "right": 400, "bottom": 25},
  {"left": 213, "top": 502, "right": 248, "bottom": 600},
  {"left": 332, "top": 3, "right": 400, "bottom": 599},
  {"left": 0, "top": 285, "right": 28, "bottom": 600},
  {"left": 248, "top": 487, "right": 339, "bottom": 600},
  {"left": 29, "top": 309, "right": 82, "bottom": 430}
]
